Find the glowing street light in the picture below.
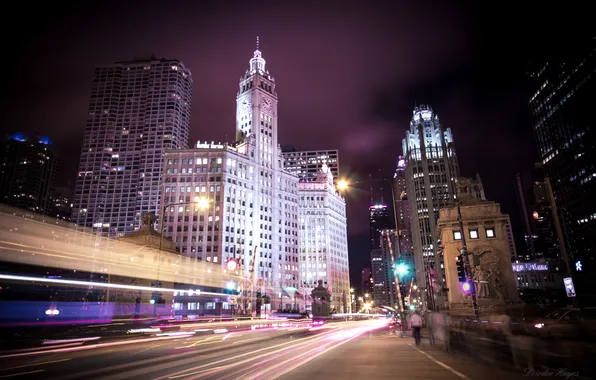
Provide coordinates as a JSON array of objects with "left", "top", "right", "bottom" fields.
[
  {"left": 194, "top": 196, "right": 209, "bottom": 210},
  {"left": 337, "top": 179, "right": 349, "bottom": 191}
]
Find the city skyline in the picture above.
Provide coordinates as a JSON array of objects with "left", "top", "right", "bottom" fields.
[{"left": 2, "top": 2, "right": 587, "bottom": 288}]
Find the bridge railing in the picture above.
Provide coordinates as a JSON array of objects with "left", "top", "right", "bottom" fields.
[{"left": 426, "top": 312, "right": 594, "bottom": 377}]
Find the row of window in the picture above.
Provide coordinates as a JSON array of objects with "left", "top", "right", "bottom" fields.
[{"left": 453, "top": 227, "right": 496, "bottom": 241}]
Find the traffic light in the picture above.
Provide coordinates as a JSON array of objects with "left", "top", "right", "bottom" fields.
[
  {"left": 455, "top": 255, "right": 466, "bottom": 282},
  {"left": 395, "top": 263, "right": 408, "bottom": 276}
]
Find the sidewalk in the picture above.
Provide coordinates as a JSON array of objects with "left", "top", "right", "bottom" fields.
[{"left": 283, "top": 329, "right": 555, "bottom": 380}]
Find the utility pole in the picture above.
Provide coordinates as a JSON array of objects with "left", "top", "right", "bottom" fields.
[
  {"left": 545, "top": 177, "right": 578, "bottom": 308},
  {"left": 456, "top": 200, "right": 479, "bottom": 319}
]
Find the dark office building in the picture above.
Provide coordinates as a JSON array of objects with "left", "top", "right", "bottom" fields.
[
  {"left": 369, "top": 204, "right": 391, "bottom": 251},
  {"left": 0, "top": 133, "right": 57, "bottom": 214},
  {"left": 528, "top": 36, "right": 596, "bottom": 298},
  {"left": 515, "top": 166, "right": 561, "bottom": 263}
]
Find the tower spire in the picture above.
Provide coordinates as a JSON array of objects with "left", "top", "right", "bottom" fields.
[{"left": 250, "top": 37, "right": 266, "bottom": 73}]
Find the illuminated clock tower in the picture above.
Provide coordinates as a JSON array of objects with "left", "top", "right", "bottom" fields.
[{"left": 236, "top": 37, "right": 279, "bottom": 170}]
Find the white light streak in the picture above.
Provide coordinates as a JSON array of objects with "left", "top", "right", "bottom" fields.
[{"left": 0, "top": 274, "right": 230, "bottom": 297}]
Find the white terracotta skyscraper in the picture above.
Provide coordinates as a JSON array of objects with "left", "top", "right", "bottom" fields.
[{"left": 161, "top": 40, "right": 301, "bottom": 312}]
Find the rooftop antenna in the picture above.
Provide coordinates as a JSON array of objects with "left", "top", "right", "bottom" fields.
[
  {"left": 379, "top": 169, "right": 384, "bottom": 204},
  {"left": 369, "top": 173, "right": 374, "bottom": 205},
  {"left": 256, "top": 36, "right": 259, "bottom": 50}
]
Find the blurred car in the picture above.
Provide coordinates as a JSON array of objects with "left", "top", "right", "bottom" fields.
[{"left": 532, "top": 307, "right": 596, "bottom": 340}]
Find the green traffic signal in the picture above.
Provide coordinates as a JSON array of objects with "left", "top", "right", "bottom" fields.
[{"left": 395, "top": 263, "right": 408, "bottom": 275}]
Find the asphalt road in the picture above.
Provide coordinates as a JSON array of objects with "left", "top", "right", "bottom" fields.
[
  {"left": 3, "top": 319, "right": 580, "bottom": 380},
  {"left": 0, "top": 320, "right": 387, "bottom": 380}
]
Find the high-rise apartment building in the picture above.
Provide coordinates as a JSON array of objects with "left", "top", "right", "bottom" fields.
[
  {"left": 298, "top": 165, "right": 349, "bottom": 312},
  {"left": 371, "top": 229, "right": 398, "bottom": 308},
  {"left": 0, "top": 133, "right": 57, "bottom": 214},
  {"left": 369, "top": 204, "right": 391, "bottom": 251},
  {"left": 528, "top": 37, "right": 596, "bottom": 294},
  {"left": 402, "top": 105, "right": 459, "bottom": 304},
  {"left": 282, "top": 148, "right": 339, "bottom": 182},
  {"left": 161, "top": 43, "right": 301, "bottom": 309},
  {"left": 73, "top": 56, "right": 192, "bottom": 237}
]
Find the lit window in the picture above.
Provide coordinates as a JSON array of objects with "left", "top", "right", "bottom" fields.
[
  {"left": 485, "top": 228, "right": 495, "bottom": 238},
  {"left": 469, "top": 229, "right": 479, "bottom": 239},
  {"left": 453, "top": 231, "right": 462, "bottom": 240}
]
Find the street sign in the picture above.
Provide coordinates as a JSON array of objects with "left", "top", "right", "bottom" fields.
[{"left": 563, "top": 277, "right": 576, "bottom": 298}]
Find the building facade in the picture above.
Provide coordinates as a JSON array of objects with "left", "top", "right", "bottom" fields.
[
  {"left": 298, "top": 165, "right": 349, "bottom": 312},
  {"left": 282, "top": 148, "right": 339, "bottom": 183},
  {"left": 0, "top": 133, "right": 57, "bottom": 214},
  {"left": 161, "top": 43, "right": 301, "bottom": 309},
  {"left": 438, "top": 186, "right": 519, "bottom": 307},
  {"left": 72, "top": 56, "right": 192, "bottom": 237},
  {"left": 528, "top": 38, "right": 596, "bottom": 298},
  {"left": 369, "top": 204, "right": 391, "bottom": 251},
  {"left": 513, "top": 260, "right": 562, "bottom": 291},
  {"left": 402, "top": 105, "right": 459, "bottom": 305},
  {"left": 371, "top": 229, "right": 398, "bottom": 309},
  {"left": 393, "top": 156, "right": 414, "bottom": 267}
]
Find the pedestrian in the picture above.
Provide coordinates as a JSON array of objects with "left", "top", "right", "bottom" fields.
[{"left": 410, "top": 310, "right": 423, "bottom": 345}]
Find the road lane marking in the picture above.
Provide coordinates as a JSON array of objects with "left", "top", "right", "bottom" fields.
[
  {"left": 410, "top": 344, "right": 473, "bottom": 380},
  {"left": 0, "top": 370, "right": 45, "bottom": 379},
  {"left": 132, "top": 344, "right": 167, "bottom": 356},
  {"left": 232, "top": 338, "right": 261, "bottom": 344},
  {"left": 1, "top": 358, "right": 71, "bottom": 371}
]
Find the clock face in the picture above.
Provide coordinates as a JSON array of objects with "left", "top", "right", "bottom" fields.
[
  {"left": 262, "top": 98, "right": 272, "bottom": 111},
  {"left": 241, "top": 99, "right": 250, "bottom": 110}
]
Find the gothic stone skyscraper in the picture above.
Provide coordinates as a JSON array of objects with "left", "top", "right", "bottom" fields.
[
  {"left": 73, "top": 56, "right": 192, "bottom": 236},
  {"left": 162, "top": 42, "right": 300, "bottom": 306},
  {"left": 403, "top": 105, "right": 459, "bottom": 306}
]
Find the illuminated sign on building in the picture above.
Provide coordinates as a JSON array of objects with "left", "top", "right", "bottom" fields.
[
  {"left": 196, "top": 141, "right": 225, "bottom": 149},
  {"left": 512, "top": 262, "right": 549, "bottom": 272}
]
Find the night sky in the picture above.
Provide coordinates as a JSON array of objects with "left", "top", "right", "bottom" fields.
[{"left": 1, "top": 1, "right": 587, "bottom": 289}]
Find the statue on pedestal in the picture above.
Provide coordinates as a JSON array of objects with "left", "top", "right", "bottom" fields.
[
  {"left": 311, "top": 280, "right": 332, "bottom": 317},
  {"left": 488, "top": 268, "right": 506, "bottom": 301},
  {"left": 473, "top": 266, "right": 490, "bottom": 298},
  {"left": 141, "top": 212, "right": 157, "bottom": 231}
]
